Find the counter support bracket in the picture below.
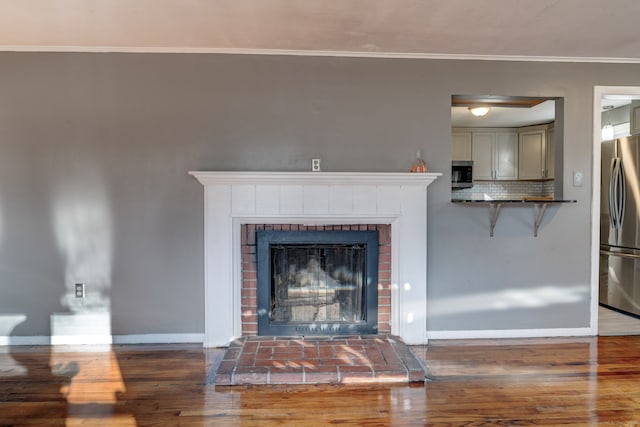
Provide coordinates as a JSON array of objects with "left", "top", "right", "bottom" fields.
[
  {"left": 453, "top": 199, "right": 576, "bottom": 238},
  {"left": 489, "top": 203, "right": 503, "bottom": 237},
  {"left": 533, "top": 203, "right": 549, "bottom": 237}
]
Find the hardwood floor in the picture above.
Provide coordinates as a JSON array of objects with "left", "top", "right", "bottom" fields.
[{"left": 2, "top": 337, "right": 640, "bottom": 426}]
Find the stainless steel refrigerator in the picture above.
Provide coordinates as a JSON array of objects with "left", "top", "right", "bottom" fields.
[{"left": 600, "top": 136, "right": 640, "bottom": 317}]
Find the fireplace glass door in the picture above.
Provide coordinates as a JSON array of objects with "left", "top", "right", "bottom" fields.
[
  {"left": 257, "top": 230, "right": 378, "bottom": 336},
  {"left": 271, "top": 244, "right": 365, "bottom": 323}
]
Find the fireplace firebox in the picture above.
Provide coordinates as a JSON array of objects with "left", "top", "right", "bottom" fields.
[{"left": 257, "top": 230, "right": 379, "bottom": 336}]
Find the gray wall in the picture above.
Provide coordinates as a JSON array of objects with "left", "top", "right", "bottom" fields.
[{"left": 1, "top": 52, "right": 639, "bottom": 337}]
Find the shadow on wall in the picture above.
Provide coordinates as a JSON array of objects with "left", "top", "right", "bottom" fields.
[
  {"left": 429, "top": 284, "right": 589, "bottom": 319},
  {"left": 0, "top": 155, "right": 114, "bottom": 342},
  {"left": 0, "top": 167, "right": 130, "bottom": 424},
  {"left": 49, "top": 171, "right": 114, "bottom": 342},
  {"left": 428, "top": 282, "right": 590, "bottom": 331}
]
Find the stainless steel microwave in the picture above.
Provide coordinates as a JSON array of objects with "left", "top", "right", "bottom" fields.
[{"left": 452, "top": 160, "right": 473, "bottom": 188}]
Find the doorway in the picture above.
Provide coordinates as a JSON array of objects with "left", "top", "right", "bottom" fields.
[{"left": 593, "top": 86, "right": 640, "bottom": 335}]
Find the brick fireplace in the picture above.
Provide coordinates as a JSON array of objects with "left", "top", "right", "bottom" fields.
[{"left": 190, "top": 171, "right": 439, "bottom": 347}]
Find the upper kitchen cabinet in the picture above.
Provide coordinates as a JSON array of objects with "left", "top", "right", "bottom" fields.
[
  {"left": 546, "top": 123, "right": 555, "bottom": 179},
  {"left": 471, "top": 131, "right": 493, "bottom": 179},
  {"left": 452, "top": 131, "right": 472, "bottom": 161},
  {"left": 518, "top": 125, "right": 550, "bottom": 179},
  {"left": 631, "top": 101, "right": 640, "bottom": 135},
  {"left": 496, "top": 131, "right": 519, "bottom": 179},
  {"left": 468, "top": 130, "right": 518, "bottom": 180}
]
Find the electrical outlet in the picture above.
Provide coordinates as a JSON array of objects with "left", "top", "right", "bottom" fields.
[
  {"left": 75, "top": 283, "right": 85, "bottom": 298},
  {"left": 312, "top": 158, "right": 321, "bottom": 172}
]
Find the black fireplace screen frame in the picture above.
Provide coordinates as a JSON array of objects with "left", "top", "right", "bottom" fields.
[{"left": 256, "top": 230, "right": 379, "bottom": 336}]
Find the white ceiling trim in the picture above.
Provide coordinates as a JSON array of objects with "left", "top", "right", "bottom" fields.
[{"left": 2, "top": 45, "right": 640, "bottom": 64}]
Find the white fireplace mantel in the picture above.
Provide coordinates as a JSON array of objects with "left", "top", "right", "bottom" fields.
[{"left": 190, "top": 171, "right": 440, "bottom": 347}]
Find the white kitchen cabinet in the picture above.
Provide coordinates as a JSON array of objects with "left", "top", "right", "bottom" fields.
[
  {"left": 454, "top": 124, "right": 554, "bottom": 181},
  {"left": 546, "top": 124, "right": 555, "bottom": 179},
  {"left": 471, "top": 132, "right": 494, "bottom": 179},
  {"left": 471, "top": 131, "right": 518, "bottom": 180},
  {"left": 494, "top": 132, "right": 519, "bottom": 180},
  {"left": 630, "top": 102, "right": 640, "bottom": 135},
  {"left": 452, "top": 131, "right": 472, "bottom": 160},
  {"left": 519, "top": 128, "right": 547, "bottom": 179}
]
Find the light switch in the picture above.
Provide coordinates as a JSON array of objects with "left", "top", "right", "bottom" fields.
[{"left": 573, "top": 171, "right": 584, "bottom": 187}]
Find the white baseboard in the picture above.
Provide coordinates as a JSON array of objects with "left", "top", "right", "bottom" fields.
[
  {"left": 113, "top": 333, "right": 204, "bottom": 344},
  {"left": 0, "top": 333, "right": 204, "bottom": 346},
  {"left": 2, "top": 329, "right": 594, "bottom": 345},
  {"left": 51, "top": 335, "right": 113, "bottom": 345},
  {"left": 0, "top": 336, "right": 50, "bottom": 346},
  {"left": 427, "top": 327, "right": 594, "bottom": 340}
]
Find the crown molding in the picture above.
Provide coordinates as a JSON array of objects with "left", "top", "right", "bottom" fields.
[{"left": 1, "top": 45, "right": 640, "bottom": 64}]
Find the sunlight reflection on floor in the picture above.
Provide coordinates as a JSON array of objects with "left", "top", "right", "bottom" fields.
[{"left": 50, "top": 348, "right": 137, "bottom": 427}]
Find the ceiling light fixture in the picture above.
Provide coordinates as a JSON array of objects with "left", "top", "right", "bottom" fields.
[
  {"left": 602, "top": 105, "right": 615, "bottom": 140},
  {"left": 601, "top": 123, "right": 614, "bottom": 140},
  {"left": 469, "top": 106, "right": 490, "bottom": 117}
]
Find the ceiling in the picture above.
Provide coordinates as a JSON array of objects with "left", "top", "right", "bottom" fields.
[
  {"left": 1, "top": 0, "right": 640, "bottom": 63},
  {"left": 452, "top": 100, "right": 557, "bottom": 128}
]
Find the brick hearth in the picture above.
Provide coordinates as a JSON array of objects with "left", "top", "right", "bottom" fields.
[
  {"left": 240, "top": 224, "right": 391, "bottom": 336},
  {"left": 214, "top": 335, "right": 426, "bottom": 386}
]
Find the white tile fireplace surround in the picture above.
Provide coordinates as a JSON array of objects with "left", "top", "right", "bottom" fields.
[{"left": 190, "top": 171, "right": 440, "bottom": 347}]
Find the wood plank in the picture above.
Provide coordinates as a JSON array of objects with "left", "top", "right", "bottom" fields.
[{"left": 2, "top": 338, "right": 640, "bottom": 425}]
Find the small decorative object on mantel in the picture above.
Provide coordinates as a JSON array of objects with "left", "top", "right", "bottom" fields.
[{"left": 410, "top": 150, "right": 427, "bottom": 173}]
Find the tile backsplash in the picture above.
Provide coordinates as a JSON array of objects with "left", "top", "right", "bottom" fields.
[{"left": 451, "top": 180, "right": 554, "bottom": 200}]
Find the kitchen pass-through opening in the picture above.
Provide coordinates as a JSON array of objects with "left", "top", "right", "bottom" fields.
[{"left": 256, "top": 230, "right": 379, "bottom": 336}]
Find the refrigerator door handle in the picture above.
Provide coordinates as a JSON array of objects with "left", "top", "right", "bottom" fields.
[
  {"left": 610, "top": 158, "right": 622, "bottom": 232},
  {"left": 600, "top": 248, "right": 640, "bottom": 260},
  {"left": 613, "top": 158, "right": 625, "bottom": 231},
  {"left": 609, "top": 158, "right": 617, "bottom": 230},
  {"left": 618, "top": 160, "right": 626, "bottom": 228}
]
